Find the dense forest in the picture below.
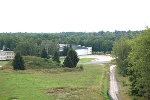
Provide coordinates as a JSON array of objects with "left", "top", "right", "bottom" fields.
[
  {"left": 112, "top": 28, "right": 150, "bottom": 100},
  {"left": 0, "top": 30, "right": 140, "bottom": 56}
]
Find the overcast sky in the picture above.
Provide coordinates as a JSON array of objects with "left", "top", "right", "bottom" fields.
[{"left": 0, "top": 0, "right": 150, "bottom": 32}]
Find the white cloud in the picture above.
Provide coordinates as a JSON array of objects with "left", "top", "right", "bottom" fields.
[{"left": 0, "top": 0, "right": 150, "bottom": 32}]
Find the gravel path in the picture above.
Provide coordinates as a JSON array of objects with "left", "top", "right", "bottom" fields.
[{"left": 109, "top": 65, "right": 119, "bottom": 100}]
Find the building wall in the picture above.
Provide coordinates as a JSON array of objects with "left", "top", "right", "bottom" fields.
[
  {"left": 75, "top": 49, "right": 88, "bottom": 56},
  {"left": 59, "top": 44, "right": 92, "bottom": 56},
  {"left": 0, "top": 51, "right": 6, "bottom": 60},
  {"left": 87, "top": 47, "right": 92, "bottom": 54},
  {"left": 0, "top": 51, "right": 15, "bottom": 60}
]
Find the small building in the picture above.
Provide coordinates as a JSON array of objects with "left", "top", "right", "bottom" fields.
[
  {"left": 0, "top": 50, "right": 15, "bottom": 60},
  {"left": 59, "top": 44, "right": 92, "bottom": 56}
]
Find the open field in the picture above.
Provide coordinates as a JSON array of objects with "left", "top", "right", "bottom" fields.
[
  {"left": 60, "top": 58, "right": 95, "bottom": 64},
  {"left": 0, "top": 64, "right": 109, "bottom": 100},
  {"left": 0, "top": 61, "right": 9, "bottom": 66}
]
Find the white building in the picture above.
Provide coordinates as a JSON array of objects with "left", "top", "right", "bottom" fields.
[
  {"left": 59, "top": 44, "right": 92, "bottom": 56},
  {"left": 0, "top": 50, "right": 15, "bottom": 60}
]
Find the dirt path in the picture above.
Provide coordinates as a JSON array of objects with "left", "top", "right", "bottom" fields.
[{"left": 109, "top": 65, "right": 119, "bottom": 100}]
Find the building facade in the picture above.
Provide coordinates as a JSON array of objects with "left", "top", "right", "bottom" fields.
[
  {"left": 0, "top": 50, "right": 15, "bottom": 60},
  {"left": 59, "top": 44, "right": 92, "bottom": 56}
]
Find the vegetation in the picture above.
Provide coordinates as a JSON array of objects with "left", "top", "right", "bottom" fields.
[
  {"left": 111, "top": 37, "right": 131, "bottom": 76},
  {"left": 52, "top": 51, "right": 60, "bottom": 63},
  {"left": 112, "top": 27, "right": 150, "bottom": 100},
  {"left": 0, "top": 31, "right": 140, "bottom": 56},
  {"left": 0, "top": 64, "right": 108, "bottom": 100},
  {"left": 41, "top": 48, "right": 48, "bottom": 58},
  {"left": 4, "top": 56, "right": 61, "bottom": 70},
  {"left": 12, "top": 52, "right": 25, "bottom": 70},
  {"left": 63, "top": 49, "right": 79, "bottom": 68}
]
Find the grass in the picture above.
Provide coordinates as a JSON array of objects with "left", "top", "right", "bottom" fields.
[
  {"left": 0, "top": 61, "right": 9, "bottom": 65},
  {"left": 60, "top": 58, "right": 95, "bottom": 64},
  {"left": 115, "top": 67, "right": 132, "bottom": 100},
  {"left": 101, "top": 65, "right": 109, "bottom": 100},
  {"left": 0, "top": 64, "right": 108, "bottom": 100},
  {"left": 4, "top": 56, "right": 62, "bottom": 70}
]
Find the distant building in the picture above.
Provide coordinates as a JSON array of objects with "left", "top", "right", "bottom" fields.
[
  {"left": 59, "top": 44, "right": 92, "bottom": 56},
  {"left": 0, "top": 50, "right": 15, "bottom": 60}
]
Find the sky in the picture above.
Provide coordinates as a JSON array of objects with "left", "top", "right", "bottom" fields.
[{"left": 0, "top": 0, "right": 150, "bottom": 32}]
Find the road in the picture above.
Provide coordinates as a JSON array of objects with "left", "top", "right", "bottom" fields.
[{"left": 109, "top": 65, "right": 119, "bottom": 100}]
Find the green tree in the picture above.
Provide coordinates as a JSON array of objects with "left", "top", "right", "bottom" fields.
[
  {"left": 63, "top": 48, "right": 79, "bottom": 68},
  {"left": 12, "top": 52, "right": 25, "bottom": 70},
  {"left": 14, "top": 41, "right": 31, "bottom": 56},
  {"left": 62, "top": 45, "right": 69, "bottom": 56},
  {"left": 41, "top": 48, "right": 47, "bottom": 58},
  {"left": 111, "top": 37, "right": 131, "bottom": 76},
  {"left": 52, "top": 51, "right": 60, "bottom": 63},
  {"left": 128, "top": 27, "right": 150, "bottom": 99},
  {"left": 63, "top": 56, "right": 74, "bottom": 68}
]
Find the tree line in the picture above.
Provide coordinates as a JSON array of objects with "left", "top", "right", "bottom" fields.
[
  {"left": 112, "top": 27, "right": 150, "bottom": 100},
  {"left": 0, "top": 30, "right": 140, "bottom": 56}
]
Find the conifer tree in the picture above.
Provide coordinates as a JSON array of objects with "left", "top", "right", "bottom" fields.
[
  {"left": 52, "top": 51, "right": 60, "bottom": 63},
  {"left": 41, "top": 48, "right": 48, "bottom": 58},
  {"left": 63, "top": 48, "right": 79, "bottom": 68},
  {"left": 12, "top": 52, "right": 25, "bottom": 70}
]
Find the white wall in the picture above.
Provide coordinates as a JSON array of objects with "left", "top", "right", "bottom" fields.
[
  {"left": 0, "top": 51, "right": 6, "bottom": 60},
  {"left": 87, "top": 47, "right": 92, "bottom": 54},
  {"left": 75, "top": 49, "right": 88, "bottom": 55}
]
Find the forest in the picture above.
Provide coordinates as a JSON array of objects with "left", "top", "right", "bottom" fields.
[
  {"left": 112, "top": 27, "right": 150, "bottom": 100},
  {"left": 0, "top": 30, "right": 140, "bottom": 56}
]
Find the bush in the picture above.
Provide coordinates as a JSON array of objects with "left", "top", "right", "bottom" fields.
[{"left": 77, "top": 65, "right": 84, "bottom": 71}]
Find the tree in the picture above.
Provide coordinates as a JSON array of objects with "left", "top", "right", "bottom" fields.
[
  {"left": 63, "top": 56, "right": 74, "bottom": 68},
  {"left": 111, "top": 37, "right": 131, "bottom": 76},
  {"left": 128, "top": 27, "right": 150, "bottom": 99},
  {"left": 52, "top": 51, "right": 60, "bottom": 63},
  {"left": 12, "top": 52, "right": 25, "bottom": 70},
  {"left": 62, "top": 45, "right": 69, "bottom": 56},
  {"left": 14, "top": 41, "right": 31, "bottom": 56},
  {"left": 63, "top": 48, "right": 79, "bottom": 68},
  {"left": 41, "top": 48, "right": 47, "bottom": 58}
]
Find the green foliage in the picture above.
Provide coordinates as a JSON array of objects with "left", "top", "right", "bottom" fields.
[
  {"left": 63, "top": 49, "right": 79, "bottom": 68},
  {"left": 111, "top": 37, "right": 131, "bottom": 76},
  {"left": 63, "top": 56, "right": 74, "bottom": 68},
  {"left": 127, "top": 28, "right": 150, "bottom": 99},
  {"left": 0, "top": 31, "right": 140, "bottom": 57},
  {"left": 41, "top": 48, "right": 48, "bottom": 58},
  {"left": 77, "top": 64, "right": 84, "bottom": 70},
  {"left": 52, "top": 51, "right": 60, "bottom": 63},
  {"left": 62, "top": 45, "right": 69, "bottom": 56},
  {"left": 12, "top": 52, "right": 25, "bottom": 70},
  {"left": 23, "top": 56, "right": 61, "bottom": 69}
]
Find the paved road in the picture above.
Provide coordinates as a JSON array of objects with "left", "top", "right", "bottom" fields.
[{"left": 109, "top": 65, "right": 119, "bottom": 100}]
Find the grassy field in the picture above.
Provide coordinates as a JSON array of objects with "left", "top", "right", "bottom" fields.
[
  {"left": 0, "top": 64, "right": 109, "bottom": 100},
  {"left": 0, "top": 61, "right": 9, "bottom": 65},
  {"left": 60, "top": 58, "right": 95, "bottom": 64}
]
